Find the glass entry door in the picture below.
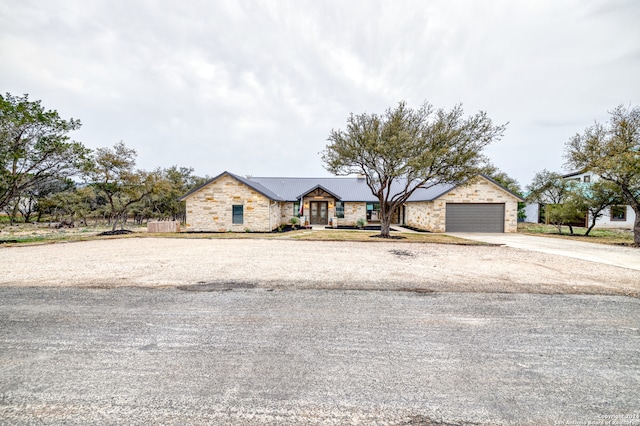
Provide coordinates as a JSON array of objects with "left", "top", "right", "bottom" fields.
[{"left": 310, "top": 201, "right": 328, "bottom": 225}]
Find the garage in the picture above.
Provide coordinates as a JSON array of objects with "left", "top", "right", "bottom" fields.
[{"left": 445, "top": 203, "right": 505, "bottom": 232}]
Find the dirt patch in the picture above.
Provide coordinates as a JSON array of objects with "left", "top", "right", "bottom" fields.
[
  {"left": 371, "top": 234, "right": 406, "bottom": 240},
  {"left": 390, "top": 249, "right": 416, "bottom": 258},
  {"left": 97, "top": 229, "right": 135, "bottom": 236}
]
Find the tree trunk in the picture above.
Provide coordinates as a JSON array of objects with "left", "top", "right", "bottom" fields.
[
  {"left": 585, "top": 215, "right": 597, "bottom": 237},
  {"left": 568, "top": 224, "right": 574, "bottom": 236},
  {"left": 633, "top": 207, "right": 640, "bottom": 246},
  {"left": 10, "top": 202, "right": 20, "bottom": 225},
  {"left": 380, "top": 219, "right": 391, "bottom": 237},
  {"left": 379, "top": 202, "right": 393, "bottom": 238}
]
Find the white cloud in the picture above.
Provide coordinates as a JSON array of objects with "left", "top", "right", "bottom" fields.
[{"left": 1, "top": 0, "right": 638, "bottom": 185}]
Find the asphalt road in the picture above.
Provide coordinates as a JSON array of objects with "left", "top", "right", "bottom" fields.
[{"left": 1, "top": 286, "right": 639, "bottom": 425}]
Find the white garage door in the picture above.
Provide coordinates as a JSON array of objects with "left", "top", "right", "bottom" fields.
[{"left": 445, "top": 203, "right": 505, "bottom": 232}]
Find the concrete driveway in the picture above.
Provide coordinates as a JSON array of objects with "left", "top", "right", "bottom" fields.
[{"left": 448, "top": 233, "right": 640, "bottom": 271}]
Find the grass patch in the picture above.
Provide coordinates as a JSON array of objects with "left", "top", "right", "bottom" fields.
[
  {"left": 518, "top": 222, "right": 634, "bottom": 246},
  {"left": 0, "top": 223, "right": 149, "bottom": 246},
  {"left": 289, "top": 230, "right": 485, "bottom": 244},
  {"left": 0, "top": 223, "right": 486, "bottom": 245}
]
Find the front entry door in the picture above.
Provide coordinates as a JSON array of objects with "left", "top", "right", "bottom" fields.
[{"left": 310, "top": 201, "right": 328, "bottom": 225}]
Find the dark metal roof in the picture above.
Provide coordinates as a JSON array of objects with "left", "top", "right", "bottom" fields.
[
  {"left": 249, "top": 176, "right": 456, "bottom": 202},
  {"left": 180, "top": 172, "right": 523, "bottom": 203}
]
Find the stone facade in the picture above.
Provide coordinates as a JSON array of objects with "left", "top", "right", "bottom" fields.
[
  {"left": 337, "top": 202, "right": 367, "bottom": 226},
  {"left": 184, "top": 174, "right": 280, "bottom": 232},
  {"left": 280, "top": 202, "right": 298, "bottom": 225},
  {"left": 183, "top": 174, "right": 520, "bottom": 233},
  {"left": 405, "top": 177, "right": 520, "bottom": 232}
]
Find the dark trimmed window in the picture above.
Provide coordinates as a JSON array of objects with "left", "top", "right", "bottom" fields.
[
  {"left": 232, "top": 205, "right": 243, "bottom": 224},
  {"left": 293, "top": 201, "right": 301, "bottom": 216},
  {"left": 366, "top": 202, "right": 380, "bottom": 221},
  {"left": 335, "top": 201, "right": 344, "bottom": 218},
  {"left": 583, "top": 175, "right": 591, "bottom": 183},
  {"left": 610, "top": 205, "right": 626, "bottom": 221}
]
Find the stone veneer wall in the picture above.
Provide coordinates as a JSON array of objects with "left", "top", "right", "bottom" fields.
[
  {"left": 337, "top": 202, "right": 367, "bottom": 226},
  {"left": 405, "top": 177, "right": 520, "bottom": 232},
  {"left": 281, "top": 202, "right": 297, "bottom": 225},
  {"left": 184, "top": 175, "right": 278, "bottom": 232}
]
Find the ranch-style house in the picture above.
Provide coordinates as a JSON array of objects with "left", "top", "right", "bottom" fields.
[{"left": 179, "top": 171, "right": 523, "bottom": 233}]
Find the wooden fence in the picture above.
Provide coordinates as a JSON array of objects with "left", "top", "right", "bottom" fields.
[{"left": 147, "top": 221, "right": 180, "bottom": 233}]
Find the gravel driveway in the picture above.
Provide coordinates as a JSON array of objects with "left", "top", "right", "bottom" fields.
[{"left": 1, "top": 238, "right": 639, "bottom": 296}]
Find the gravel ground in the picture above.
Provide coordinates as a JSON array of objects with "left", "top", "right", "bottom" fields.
[{"left": 1, "top": 238, "right": 639, "bottom": 296}]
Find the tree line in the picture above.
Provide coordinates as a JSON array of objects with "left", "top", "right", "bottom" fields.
[
  {"left": 3, "top": 93, "right": 638, "bottom": 244},
  {"left": 0, "top": 93, "right": 209, "bottom": 230}
]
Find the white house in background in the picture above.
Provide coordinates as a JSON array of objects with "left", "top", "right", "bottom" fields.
[{"left": 523, "top": 171, "right": 635, "bottom": 229}]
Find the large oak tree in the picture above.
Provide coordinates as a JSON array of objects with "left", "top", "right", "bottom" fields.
[
  {"left": 84, "top": 142, "right": 161, "bottom": 231},
  {"left": 322, "top": 101, "right": 506, "bottom": 237},
  {"left": 565, "top": 105, "right": 640, "bottom": 245},
  {"left": 0, "top": 93, "right": 87, "bottom": 213}
]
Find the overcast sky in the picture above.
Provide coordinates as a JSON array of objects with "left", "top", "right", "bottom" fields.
[{"left": 2, "top": 0, "right": 639, "bottom": 189}]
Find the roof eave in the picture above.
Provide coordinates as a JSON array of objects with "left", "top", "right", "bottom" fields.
[{"left": 178, "top": 171, "right": 284, "bottom": 202}]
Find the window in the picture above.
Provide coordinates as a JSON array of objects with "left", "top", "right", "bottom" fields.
[
  {"left": 583, "top": 175, "right": 591, "bottom": 183},
  {"left": 366, "top": 202, "right": 380, "bottom": 221},
  {"left": 335, "top": 201, "right": 344, "bottom": 218},
  {"left": 232, "top": 205, "right": 243, "bottom": 224},
  {"left": 610, "top": 205, "right": 626, "bottom": 221},
  {"left": 293, "top": 201, "right": 301, "bottom": 216}
]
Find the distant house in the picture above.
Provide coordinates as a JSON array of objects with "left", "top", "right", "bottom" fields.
[
  {"left": 179, "top": 172, "right": 523, "bottom": 233},
  {"left": 523, "top": 171, "right": 635, "bottom": 229}
]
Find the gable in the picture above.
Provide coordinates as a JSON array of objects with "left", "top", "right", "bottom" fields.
[
  {"left": 297, "top": 184, "right": 342, "bottom": 200},
  {"left": 179, "top": 171, "right": 284, "bottom": 202},
  {"left": 431, "top": 175, "right": 524, "bottom": 202}
]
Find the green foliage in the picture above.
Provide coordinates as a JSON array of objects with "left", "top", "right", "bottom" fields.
[
  {"left": 565, "top": 105, "right": 640, "bottom": 244},
  {"left": 322, "top": 100, "right": 506, "bottom": 237},
  {"left": 135, "top": 166, "right": 205, "bottom": 223},
  {"left": 0, "top": 93, "right": 87, "bottom": 212},
  {"left": 84, "top": 142, "right": 161, "bottom": 231},
  {"left": 526, "top": 171, "right": 586, "bottom": 234},
  {"left": 525, "top": 169, "right": 570, "bottom": 205},
  {"left": 517, "top": 202, "right": 526, "bottom": 220},
  {"left": 356, "top": 217, "right": 367, "bottom": 228},
  {"left": 290, "top": 216, "right": 299, "bottom": 228},
  {"left": 567, "top": 180, "right": 623, "bottom": 236},
  {"left": 482, "top": 164, "right": 522, "bottom": 195},
  {"left": 545, "top": 200, "right": 584, "bottom": 235}
]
